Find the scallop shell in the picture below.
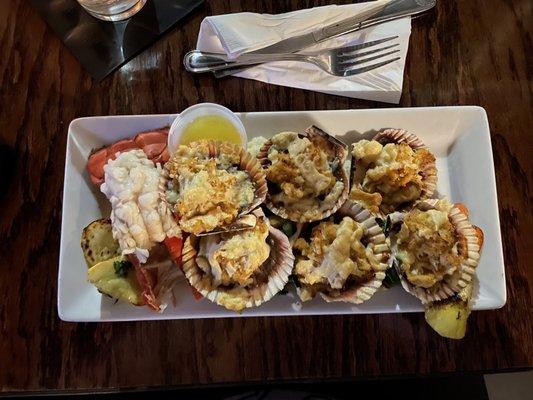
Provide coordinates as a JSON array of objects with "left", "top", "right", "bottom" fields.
[
  {"left": 373, "top": 128, "right": 426, "bottom": 149},
  {"left": 343, "top": 128, "right": 438, "bottom": 216},
  {"left": 395, "top": 200, "right": 484, "bottom": 304},
  {"left": 160, "top": 140, "right": 267, "bottom": 235},
  {"left": 321, "top": 203, "right": 389, "bottom": 304},
  {"left": 373, "top": 128, "right": 438, "bottom": 201},
  {"left": 257, "top": 125, "right": 350, "bottom": 223},
  {"left": 293, "top": 202, "right": 389, "bottom": 304},
  {"left": 181, "top": 217, "right": 295, "bottom": 312}
]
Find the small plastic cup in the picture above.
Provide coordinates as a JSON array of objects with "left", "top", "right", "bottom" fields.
[{"left": 168, "top": 103, "right": 247, "bottom": 155}]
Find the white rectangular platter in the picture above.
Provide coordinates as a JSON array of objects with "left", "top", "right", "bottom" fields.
[{"left": 58, "top": 106, "right": 506, "bottom": 322}]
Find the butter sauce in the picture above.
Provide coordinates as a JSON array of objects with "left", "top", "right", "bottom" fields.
[{"left": 179, "top": 115, "right": 242, "bottom": 145}]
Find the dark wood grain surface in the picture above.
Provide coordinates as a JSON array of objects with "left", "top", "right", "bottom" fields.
[{"left": 0, "top": 0, "right": 532, "bottom": 394}]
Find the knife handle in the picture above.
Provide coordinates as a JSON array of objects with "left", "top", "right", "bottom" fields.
[
  {"left": 315, "top": 0, "right": 435, "bottom": 42},
  {"left": 315, "top": 17, "right": 366, "bottom": 42}
]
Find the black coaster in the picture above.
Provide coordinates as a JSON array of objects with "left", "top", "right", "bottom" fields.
[{"left": 30, "top": 0, "right": 204, "bottom": 81}]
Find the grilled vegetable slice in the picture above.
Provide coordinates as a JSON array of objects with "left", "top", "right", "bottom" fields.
[
  {"left": 88, "top": 255, "right": 144, "bottom": 305},
  {"left": 81, "top": 219, "right": 121, "bottom": 267}
]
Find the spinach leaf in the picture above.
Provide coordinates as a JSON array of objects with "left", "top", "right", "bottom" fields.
[
  {"left": 375, "top": 215, "right": 392, "bottom": 237},
  {"left": 113, "top": 260, "right": 133, "bottom": 278},
  {"left": 281, "top": 221, "right": 296, "bottom": 238},
  {"left": 383, "top": 260, "right": 401, "bottom": 288}
]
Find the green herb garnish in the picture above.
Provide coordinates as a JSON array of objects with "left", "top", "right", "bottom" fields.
[
  {"left": 268, "top": 215, "right": 284, "bottom": 228},
  {"left": 281, "top": 221, "right": 296, "bottom": 238},
  {"left": 113, "top": 260, "right": 133, "bottom": 278},
  {"left": 375, "top": 215, "right": 393, "bottom": 237},
  {"left": 383, "top": 260, "right": 401, "bottom": 288},
  {"left": 288, "top": 274, "right": 300, "bottom": 288}
]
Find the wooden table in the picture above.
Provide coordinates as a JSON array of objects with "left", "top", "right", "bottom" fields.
[{"left": 1, "top": 0, "right": 531, "bottom": 394}]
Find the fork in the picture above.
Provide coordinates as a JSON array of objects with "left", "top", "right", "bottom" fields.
[{"left": 183, "top": 36, "right": 401, "bottom": 78}]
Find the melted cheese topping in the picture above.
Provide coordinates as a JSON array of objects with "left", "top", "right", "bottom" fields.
[
  {"left": 267, "top": 132, "right": 344, "bottom": 220},
  {"left": 396, "top": 200, "right": 463, "bottom": 289},
  {"left": 294, "top": 217, "right": 379, "bottom": 300},
  {"left": 348, "top": 187, "right": 382, "bottom": 215},
  {"left": 166, "top": 141, "right": 255, "bottom": 234},
  {"left": 246, "top": 136, "right": 268, "bottom": 158},
  {"left": 101, "top": 150, "right": 181, "bottom": 263},
  {"left": 351, "top": 140, "right": 435, "bottom": 213},
  {"left": 196, "top": 217, "right": 271, "bottom": 287}
]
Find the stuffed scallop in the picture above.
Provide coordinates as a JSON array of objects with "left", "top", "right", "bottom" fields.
[
  {"left": 392, "top": 199, "right": 484, "bottom": 303},
  {"left": 293, "top": 207, "right": 389, "bottom": 304},
  {"left": 181, "top": 213, "right": 294, "bottom": 312},
  {"left": 258, "top": 126, "right": 350, "bottom": 222},
  {"left": 164, "top": 140, "right": 267, "bottom": 235},
  {"left": 348, "top": 129, "right": 437, "bottom": 214}
]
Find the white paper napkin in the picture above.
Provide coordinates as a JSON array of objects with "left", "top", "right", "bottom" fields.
[{"left": 196, "top": 1, "right": 411, "bottom": 104}]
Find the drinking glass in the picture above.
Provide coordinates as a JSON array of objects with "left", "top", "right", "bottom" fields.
[{"left": 77, "top": 0, "right": 147, "bottom": 21}]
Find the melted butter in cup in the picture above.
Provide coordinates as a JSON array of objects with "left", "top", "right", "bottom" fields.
[
  {"left": 168, "top": 103, "right": 247, "bottom": 155},
  {"left": 180, "top": 115, "right": 242, "bottom": 145}
]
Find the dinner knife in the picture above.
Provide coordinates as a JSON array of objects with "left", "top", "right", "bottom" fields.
[
  {"left": 212, "top": 0, "right": 436, "bottom": 77},
  {"left": 244, "top": 2, "right": 388, "bottom": 55},
  {"left": 248, "top": 0, "right": 435, "bottom": 55}
]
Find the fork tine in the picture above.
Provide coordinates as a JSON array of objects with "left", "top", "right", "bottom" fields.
[
  {"left": 333, "top": 36, "right": 398, "bottom": 56},
  {"left": 340, "top": 57, "right": 401, "bottom": 77},
  {"left": 337, "top": 43, "right": 399, "bottom": 60},
  {"left": 339, "top": 49, "right": 401, "bottom": 68}
]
